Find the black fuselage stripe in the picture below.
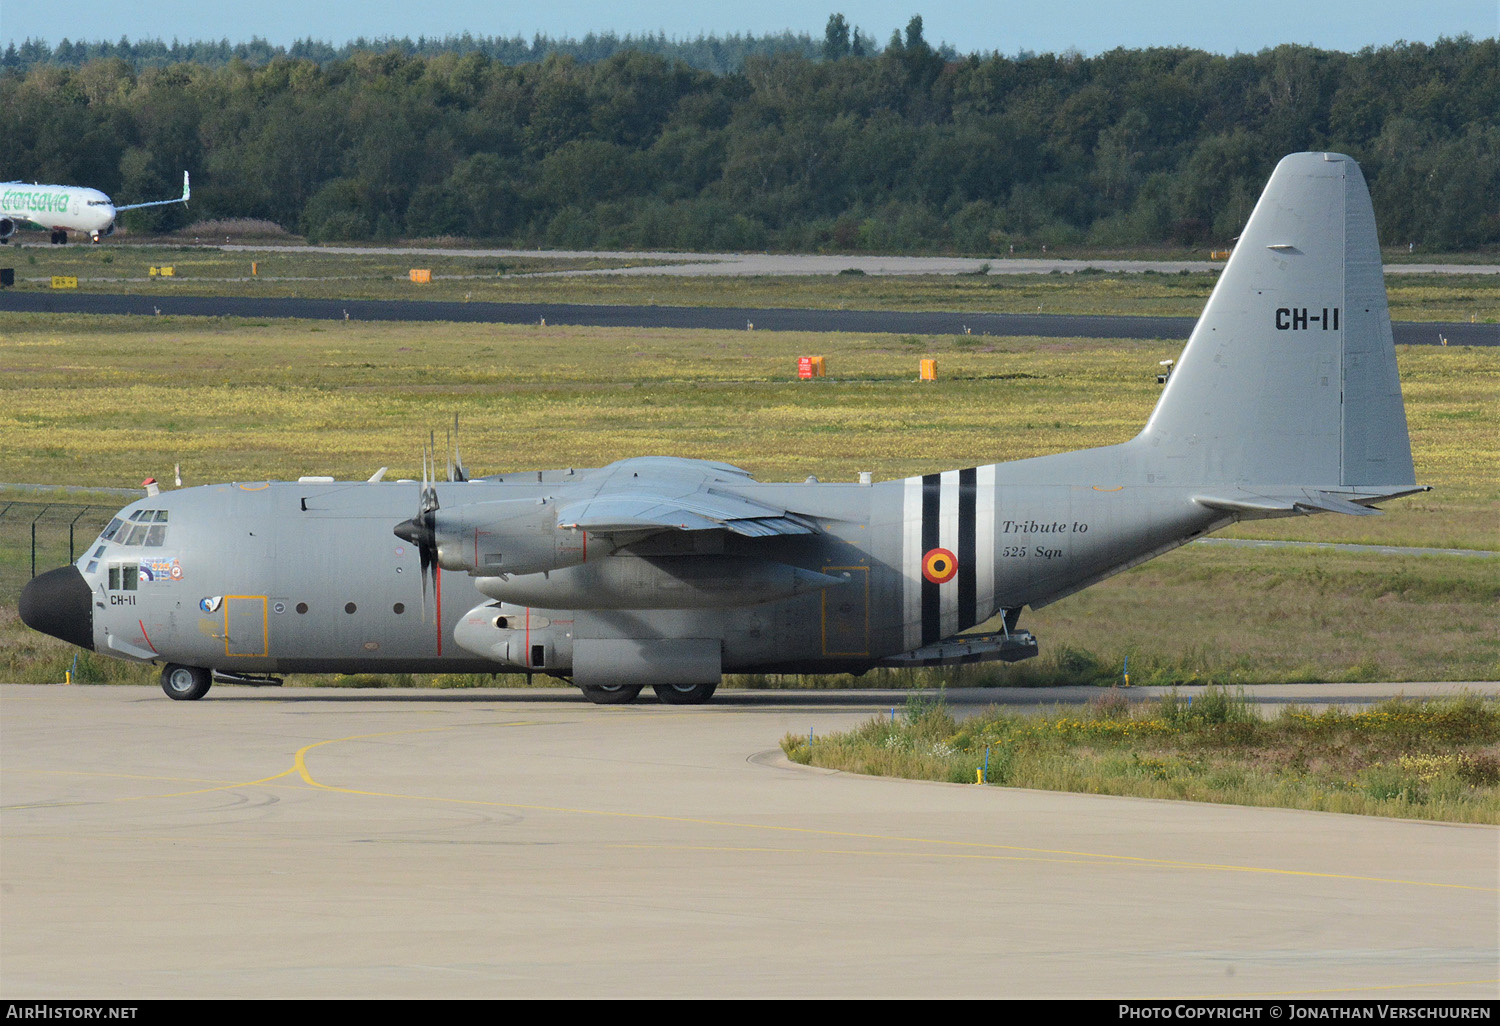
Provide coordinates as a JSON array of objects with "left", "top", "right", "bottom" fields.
[
  {"left": 921, "top": 473, "right": 941, "bottom": 646},
  {"left": 959, "top": 467, "right": 976, "bottom": 630}
]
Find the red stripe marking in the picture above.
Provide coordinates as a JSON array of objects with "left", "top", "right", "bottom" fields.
[{"left": 138, "top": 619, "right": 158, "bottom": 653}]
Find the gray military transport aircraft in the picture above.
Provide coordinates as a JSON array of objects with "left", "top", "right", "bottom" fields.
[{"left": 19, "top": 152, "right": 1425, "bottom": 704}]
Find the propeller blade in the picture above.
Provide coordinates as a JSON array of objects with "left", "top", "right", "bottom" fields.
[
  {"left": 452, "top": 412, "right": 468, "bottom": 482},
  {"left": 394, "top": 435, "right": 443, "bottom": 623}
]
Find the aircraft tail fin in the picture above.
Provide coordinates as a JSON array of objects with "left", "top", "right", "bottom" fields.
[{"left": 1137, "top": 152, "right": 1416, "bottom": 494}]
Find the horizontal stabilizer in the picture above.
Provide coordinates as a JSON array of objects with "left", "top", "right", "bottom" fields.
[{"left": 1194, "top": 485, "right": 1429, "bottom": 518}]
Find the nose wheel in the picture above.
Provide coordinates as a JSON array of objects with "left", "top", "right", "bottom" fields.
[{"left": 161, "top": 663, "right": 212, "bottom": 700}]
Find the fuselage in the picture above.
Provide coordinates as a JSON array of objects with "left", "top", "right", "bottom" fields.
[
  {"left": 0, "top": 183, "right": 117, "bottom": 236},
  {"left": 44, "top": 449, "right": 1225, "bottom": 680}
]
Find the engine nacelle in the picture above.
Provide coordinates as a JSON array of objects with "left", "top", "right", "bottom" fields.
[
  {"left": 452, "top": 601, "right": 573, "bottom": 670},
  {"left": 0, "top": 218, "right": 14, "bottom": 239},
  {"left": 474, "top": 556, "right": 849, "bottom": 610},
  {"left": 432, "top": 496, "right": 586, "bottom": 576}
]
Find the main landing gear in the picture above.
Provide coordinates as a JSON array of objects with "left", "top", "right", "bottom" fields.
[
  {"left": 49, "top": 230, "right": 68, "bottom": 245},
  {"left": 161, "top": 663, "right": 211, "bottom": 700},
  {"left": 580, "top": 683, "right": 644, "bottom": 705},
  {"left": 577, "top": 682, "right": 720, "bottom": 705},
  {"left": 652, "top": 683, "right": 718, "bottom": 705}
]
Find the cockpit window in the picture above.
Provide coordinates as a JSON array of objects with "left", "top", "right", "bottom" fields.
[{"left": 109, "top": 510, "right": 169, "bottom": 546}]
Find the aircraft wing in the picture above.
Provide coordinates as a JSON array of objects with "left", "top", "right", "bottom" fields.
[
  {"left": 114, "top": 171, "right": 190, "bottom": 212},
  {"left": 557, "top": 489, "right": 819, "bottom": 538}
]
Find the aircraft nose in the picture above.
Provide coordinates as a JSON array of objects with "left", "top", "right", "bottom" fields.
[{"left": 18, "top": 565, "right": 94, "bottom": 650}]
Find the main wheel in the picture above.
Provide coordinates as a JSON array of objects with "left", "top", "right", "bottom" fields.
[
  {"left": 161, "top": 663, "right": 211, "bottom": 701},
  {"left": 579, "top": 683, "right": 643, "bottom": 705},
  {"left": 652, "top": 682, "right": 718, "bottom": 705}
]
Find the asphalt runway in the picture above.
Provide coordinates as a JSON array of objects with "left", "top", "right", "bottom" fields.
[
  {"left": 0, "top": 289, "right": 1493, "bottom": 346},
  {"left": 2, "top": 682, "right": 1495, "bottom": 1000}
]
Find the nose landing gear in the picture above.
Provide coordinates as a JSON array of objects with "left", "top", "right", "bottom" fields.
[{"left": 161, "top": 663, "right": 211, "bottom": 700}]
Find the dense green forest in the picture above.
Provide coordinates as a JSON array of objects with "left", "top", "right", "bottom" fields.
[
  {"left": 2, "top": 20, "right": 1495, "bottom": 251},
  {"left": 0, "top": 29, "right": 865, "bottom": 78}
]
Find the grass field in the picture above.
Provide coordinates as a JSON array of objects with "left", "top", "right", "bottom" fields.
[
  {"left": 782, "top": 690, "right": 1500, "bottom": 823},
  {"left": 2, "top": 314, "right": 1493, "bottom": 546},
  {"left": 4, "top": 242, "right": 1497, "bottom": 321},
  {"left": 1, "top": 308, "right": 1496, "bottom": 689}
]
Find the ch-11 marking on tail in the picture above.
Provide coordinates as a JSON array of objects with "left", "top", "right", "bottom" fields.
[{"left": 20, "top": 153, "right": 1426, "bottom": 704}]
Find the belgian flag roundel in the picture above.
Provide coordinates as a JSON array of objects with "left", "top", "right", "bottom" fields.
[{"left": 922, "top": 547, "right": 958, "bottom": 585}]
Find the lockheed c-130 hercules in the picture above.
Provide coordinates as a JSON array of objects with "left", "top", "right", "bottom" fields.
[{"left": 20, "top": 153, "right": 1425, "bottom": 704}]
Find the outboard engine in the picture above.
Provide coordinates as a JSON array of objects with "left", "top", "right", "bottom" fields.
[{"left": 0, "top": 218, "right": 14, "bottom": 240}]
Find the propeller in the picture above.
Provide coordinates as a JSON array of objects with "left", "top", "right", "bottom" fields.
[
  {"left": 393, "top": 436, "right": 441, "bottom": 621},
  {"left": 449, "top": 412, "right": 468, "bottom": 482}
]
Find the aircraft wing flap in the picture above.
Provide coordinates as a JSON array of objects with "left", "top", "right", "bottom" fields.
[{"left": 558, "top": 494, "right": 819, "bottom": 537}]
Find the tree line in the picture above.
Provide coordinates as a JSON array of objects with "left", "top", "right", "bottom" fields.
[
  {"left": 1, "top": 29, "right": 841, "bottom": 78},
  {"left": 1, "top": 22, "right": 1494, "bottom": 252}
]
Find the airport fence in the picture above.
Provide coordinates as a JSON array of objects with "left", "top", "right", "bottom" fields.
[{"left": 0, "top": 501, "right": 116, "bottom": 602}]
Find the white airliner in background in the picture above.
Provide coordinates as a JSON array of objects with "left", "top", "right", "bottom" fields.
[{"left": 0, "top": 171, "right": 190, "bottom": 244}]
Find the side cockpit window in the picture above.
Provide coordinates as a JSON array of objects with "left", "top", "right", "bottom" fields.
[{"left": 107, "top": 564, "right": 138, "bottom": 591}]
